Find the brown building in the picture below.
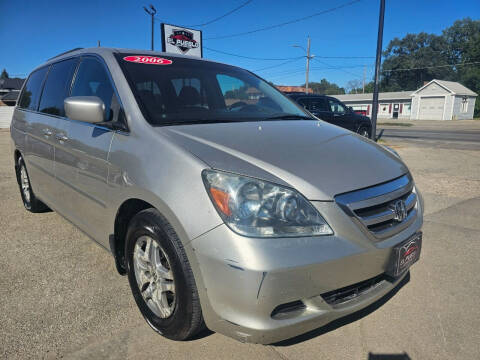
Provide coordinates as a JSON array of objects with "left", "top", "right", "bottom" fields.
[{"left": 275, "top": 85, "right": 313, "bottom": 94}]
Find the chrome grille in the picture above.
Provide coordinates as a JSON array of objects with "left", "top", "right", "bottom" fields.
[{"left": 335, "top": 174, "right": 418, "bottom": 240}]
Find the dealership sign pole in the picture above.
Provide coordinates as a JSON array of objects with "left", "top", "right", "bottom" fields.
[
  {"left": 371, "top": 0, "right": 385, "bottom": 141},
  {"left": 143, "top": 5, "right": 157, "bottom": 51},
  {"left": 161, "top": 23, "right": 203, "bottom": 58}
]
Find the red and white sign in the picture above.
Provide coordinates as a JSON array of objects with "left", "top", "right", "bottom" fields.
[
  {"left": 161, "top": 23, "right": 202, "bottom": 58},
  {"left": 123, "top": 56, "right": 172, "bottom": 65}
]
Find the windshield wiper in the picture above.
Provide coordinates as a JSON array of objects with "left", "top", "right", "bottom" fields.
[{"left": 262, "top": 114, "right": 314, "bottom": 121}]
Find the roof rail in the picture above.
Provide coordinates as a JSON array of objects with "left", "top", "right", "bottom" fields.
[{"left": 48, "top": 48, "right": 84, "bottom": 61}]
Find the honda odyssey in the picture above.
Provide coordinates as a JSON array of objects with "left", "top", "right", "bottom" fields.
[{"left": 10, "top": 48, "right": 423, "bottom": 344}]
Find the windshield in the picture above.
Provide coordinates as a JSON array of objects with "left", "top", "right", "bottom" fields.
[{"left": 115, "top": 53, "right": 313, "bottom": 126}]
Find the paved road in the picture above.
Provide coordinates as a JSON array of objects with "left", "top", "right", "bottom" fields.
[
  {"left": 378, "top": 123, "right": 480, "bottom": 150},
  {"left": 381, "top": 128, "right": 480, "bottom": 143},
  {"left": 1, "top": 127, "right": 479, "bottom": 359}
]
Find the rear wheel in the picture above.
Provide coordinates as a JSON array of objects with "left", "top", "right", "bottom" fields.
[
  {"left": 125, "top": 208, "right": 204, "bottom": 340},
  {"left": 16, "top": 156, "right": 49, "bottom": 213}
]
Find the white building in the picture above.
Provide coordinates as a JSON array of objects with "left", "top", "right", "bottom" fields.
[{"left": 334, "top": 79, "right": 477, "bottom": 120}]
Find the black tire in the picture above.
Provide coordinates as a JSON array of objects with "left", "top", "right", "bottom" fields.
[
  {"left": 357, "top": 125, "right": 371, "bottom": 138},
  {"left": 15, "top": 156, "right": 50, "bottom": 213},
  {"left": 125, "top": 208, "right": 204, "bottom": 341}
]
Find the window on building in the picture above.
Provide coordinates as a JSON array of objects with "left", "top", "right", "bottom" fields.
[
  {"left": 39, "top": 58, "right": 79, "bottom": 116},
  {"left": 18, "top": 67, "right": 49, "bottom": 111},
  {"left": 461, "top": 97, "right": 468, "bottom": 113},
  {"left": 403, "top": 103, "right": 411, "bottom": 115},
  {"left": 379, "top": 103, "right": 389, "bottom": 115}
]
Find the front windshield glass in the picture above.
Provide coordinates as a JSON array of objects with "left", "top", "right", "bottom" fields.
[{"left": 115, "top": 53, "right": 313, "bottom": 125}]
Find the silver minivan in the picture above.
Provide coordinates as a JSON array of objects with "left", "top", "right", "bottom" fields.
[{"left": 10, "top": 48, "right": 423, "bottom": 344}]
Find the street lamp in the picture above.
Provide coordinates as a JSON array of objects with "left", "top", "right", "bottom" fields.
[
  {"left": 292, "top": 37, "right": 314, "bottom": 93},
  {"left": 144, "top": 4, "right": 157, "bottom": 51}
]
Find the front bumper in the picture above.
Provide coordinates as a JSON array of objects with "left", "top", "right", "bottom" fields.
[{"left": 189, "top": 199, "right": 423, "bottom": 344}]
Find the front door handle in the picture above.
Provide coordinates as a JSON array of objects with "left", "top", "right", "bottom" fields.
[
  {"left": 42, "top": 128, "right": 53, "bottom": 137},
  {"left": 55, "top": 133, "right": 69, "bottom": 142}
]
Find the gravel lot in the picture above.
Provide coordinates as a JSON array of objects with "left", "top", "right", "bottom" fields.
[{"left": 1, "top": 121, "right": 479, "bottom": 360}]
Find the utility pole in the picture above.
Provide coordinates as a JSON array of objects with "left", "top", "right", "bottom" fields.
[
  {"left": 371, "top": 0, "right": 385, "bottom": 141},
  {"left": 143, "top": 4, "right": 157, "bottom": 51},
  {"left": 363, "top": 65, "right": 366, "bottom": 94},
  {"left": 305, "top": 36, "right": 311, "bottom": 93},
  {"left": 292, "top": 36, "right": 314, "bottom": 93}
]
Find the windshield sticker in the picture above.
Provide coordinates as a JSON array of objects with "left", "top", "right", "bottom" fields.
[{"left": 123, "top": 56, "right": 172, "bottom": 65}]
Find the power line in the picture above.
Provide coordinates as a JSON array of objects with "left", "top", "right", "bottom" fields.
[
  {"left": 188, "top": 0, "right": 253, "bottom": 27},
  {"left": 205, "top": 46, "right": 373, "bottom": 62},
  {"left": 382, "top": 61, "right": 480, "bottom": 72},
  {"left": 155, "top": 0, "right": 253, "bottom": 27},
  {"left": 204, "top": 46, "right": 304, "bottom": 60},
  {"left": 204, "top": 0, "right": 362, "bottom": 40},
  {"left": 313, "top": 57, "right": 362, "bottom": 77},
  {"left": 253, "top": 58, "right": 303, "bottom": 71},
  {"left": 314, "top": 55, "right": 374, "bottom": 59}
]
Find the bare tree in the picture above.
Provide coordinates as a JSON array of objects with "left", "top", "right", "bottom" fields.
[{"left": 346, "top": 79, "right": 363, "bottom": 94}]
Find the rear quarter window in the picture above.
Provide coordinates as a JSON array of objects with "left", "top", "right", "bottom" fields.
[{"left": 18, "top": 67, "right": 49, "bottom": 111}]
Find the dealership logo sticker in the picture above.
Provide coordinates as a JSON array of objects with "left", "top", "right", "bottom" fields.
[
  {"left": 167, "top": 29, "right": 199, "bottom": 53},
  {"left": 123, "top": 56, "right": 172, "bottom": 65}
]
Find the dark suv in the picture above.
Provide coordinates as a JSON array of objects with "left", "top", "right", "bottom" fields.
[{"left": 288, "top": 93, "right": 372, "bottom": 137}]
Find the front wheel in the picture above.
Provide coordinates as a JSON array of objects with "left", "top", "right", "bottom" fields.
[
  {"left": 357, "top": 125, "right": 371, "bottom": 138},
  {"left": 125, "top": 208, "right": 204, "bottom": 340}
]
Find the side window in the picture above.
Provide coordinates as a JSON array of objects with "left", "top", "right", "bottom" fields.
[
  {"left": 71, "top": 58, "right": 115, "bottom": 121},
  {"left": 297, "top": 98, "right": 310, "bottom": 110},
  {"left": 310, "top": 98, "right": 329, "bottom": 112},
  {"left": 18, "top": 67, "right": 49, "bottom": 111},
  {"left": 328, "top": 99, "right": 346, "bottom": 114},
  {"left": 39, "top": 58, "right": 78, "bottom": 116}
]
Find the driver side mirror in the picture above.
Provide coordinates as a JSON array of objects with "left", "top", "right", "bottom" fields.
[{"left": 64, "top": 96, "right": 105, "bottom": 124}]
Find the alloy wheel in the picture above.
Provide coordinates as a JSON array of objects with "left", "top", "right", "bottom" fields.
[
  {"left": 133, "top": 236, "right": 176, "bottom": 318},
  {"left": 20, "top": 165, "right": 31, "bottom": 204}
]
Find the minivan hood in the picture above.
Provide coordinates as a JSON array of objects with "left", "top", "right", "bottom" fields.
[{"left": 159, "top": 120, "right": 407, "bottom": 200}]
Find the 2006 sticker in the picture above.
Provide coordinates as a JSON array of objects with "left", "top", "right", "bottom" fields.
[{"left": 123, "top": 56, "right": 172, "bottom": 65}]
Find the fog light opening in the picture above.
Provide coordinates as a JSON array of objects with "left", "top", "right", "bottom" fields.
[{"left": 271, "top": 300, "right": 306, "bottom": 320}]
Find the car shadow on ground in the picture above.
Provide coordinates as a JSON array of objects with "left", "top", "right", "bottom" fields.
[
  {"left": 368, "top": 353, "right": 411, "bottom": 360},
  {"left": 272, "top": 272, "right": 411, "bottom": 347}
]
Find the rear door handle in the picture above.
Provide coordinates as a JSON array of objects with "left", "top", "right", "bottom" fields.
[
  {"left": 55, "top": 133, "right": 69, "bottom": 142},
  {"left": 42, "top": 128, "right": 53, "bottom": 137}
]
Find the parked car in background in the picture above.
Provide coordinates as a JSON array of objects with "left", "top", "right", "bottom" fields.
[
  {"left": 287, "top": 93, "right": 372, "bottom": 137},
  {"left": 11, "top": 48, "right": 423, "bottom": 344},
  {"left": 354, "top": 109, "right": 368, "bottom": 116}
]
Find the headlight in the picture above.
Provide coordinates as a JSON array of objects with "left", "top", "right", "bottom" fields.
[{"left": 202, "top": 169, "right": 333, "bottom": 238}]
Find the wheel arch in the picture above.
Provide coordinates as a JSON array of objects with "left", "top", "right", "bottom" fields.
[{"left": 111, "top": 198, "right": 155, "bottom": 275}]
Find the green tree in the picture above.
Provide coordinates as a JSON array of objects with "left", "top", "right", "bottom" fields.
[
  {"left": 0, "top": 69, "right": 9, "bottom": 79},
  {"left": 379, "top": 18, "right": 480, "bottom": 116},
  {"left": 304, "top": 79, "right": 345, "bottom": 95},
  {"left": 350, "top": 81, "right": 374, "bottom": 94},
  {"left": 380, "top": 32, "right": 453, "bottom": 91},
  {"left": 443, "top": 18, "right": 480, "bottom": 116}
]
